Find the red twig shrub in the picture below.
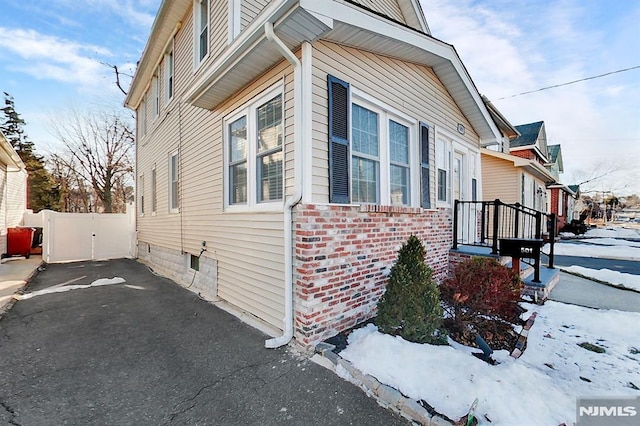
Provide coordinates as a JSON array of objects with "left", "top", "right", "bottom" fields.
[{"left": 440, "top": 257, "right": 522, "bottom": 347}]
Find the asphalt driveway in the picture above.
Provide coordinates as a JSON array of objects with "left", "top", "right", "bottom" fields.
[{"left": 0, "top": 259, "right": 407, "bottom": 425}]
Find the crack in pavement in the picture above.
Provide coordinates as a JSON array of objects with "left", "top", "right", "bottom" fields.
[
  {"left": 165, "top": 360, "right": 278, "bottom": 424},
  {"left": 1, "top": 400, "right": 21, "bottom": 426}
]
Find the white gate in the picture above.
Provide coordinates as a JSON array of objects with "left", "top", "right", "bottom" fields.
[{"left": 23, "top": 204, "right": 135, "bottom": 263}]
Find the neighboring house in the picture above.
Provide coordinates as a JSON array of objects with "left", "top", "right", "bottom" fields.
[
  {"left": 545, "top": 144, "right": 576, "bottom": 231},
  {"left": 125, "top": 0, "right": 503, "bottom": 349},
  {"left": 481, "top": 121, "right": 554, "bottom": 212},
  {"left": 0, "top": 131, "right": 28, "bottom": 256}
]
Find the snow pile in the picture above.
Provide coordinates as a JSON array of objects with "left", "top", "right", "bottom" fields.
[
  {"left": 576, "top": 237, "right": 640, "bottom": 248},
  {"left": 544, "top": 242, "right": 640, "bottom": 261},
  {"left": 560, "top": 265, "right": 640, "bottom": 292},
  {"left": 18, "top": 277, "right": 126, "bottom": 300},
  {"left": 585, "top": 227, "right": 640, "bottom": 239},
  {"left": 340, "top": 303, "right": 640, "bottom": 425}
]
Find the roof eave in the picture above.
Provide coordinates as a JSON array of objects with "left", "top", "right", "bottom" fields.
[
  {"left": 124, "top": 0, "right": 191, "bottom": 109},
  {"left": 303, "top": 0, "right": 502, "bottom": 142}
]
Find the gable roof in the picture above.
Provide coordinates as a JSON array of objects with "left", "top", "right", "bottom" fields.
[
  {"left": 511, "top": 121, "right": 544, "bottom": 148},
  {"left": 546, "top": 144, "right": 564, "bottom": 171},
  {"left": 126, "top": 0, "right": 502, "bottom": 143},
  {"left": 345, "top": 0, "right": 430, "bottom": 34}
]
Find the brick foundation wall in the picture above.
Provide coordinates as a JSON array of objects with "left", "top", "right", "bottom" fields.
[{"left": 294, "top": 203, "right": 452, "bottom": 348}]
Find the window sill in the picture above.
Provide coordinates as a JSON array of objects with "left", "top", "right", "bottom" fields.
[
  {"left": 169, "top": 208, "right": 180, "bottom": 214},
  {"left": 224, "top": 202, "right": 284, "bottom": 214},
  {"left": 358, "top": 204, "right": 423, "bottom": 215}
]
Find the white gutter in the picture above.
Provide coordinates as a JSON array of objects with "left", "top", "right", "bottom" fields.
[{"left": 264, "top": 22, "right": 303, "bottom": 348}]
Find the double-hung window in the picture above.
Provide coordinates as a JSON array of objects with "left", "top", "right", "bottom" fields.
[
  {"left": 328, "top": 76, "right": 430, "bottom": 208},
  {"left": 437, "top": 138, "right": 450, "bottom": 203},
  {"left": 195, "top": 0, "right": 209, "bottom": 65},
  {"left": 169, "top": 152, "right": 179, "bottom": 213},
  {"left": 165, "top": 40, "right": 174, "bottom": 102},
  {"left": 228, "top": 0, "right": 241, "bottom": 43},
  {"left": 139, "top": 174, "right": 145, "bottom": 215},
  {"left": 151, "top": 166, "right": 157, "bottom": 214},
  {"left": 351, "top": 104, "right": 380, "bottom": 203},
  {"left": 152, "top": 72, "right": 159, "bottom": 117},
  {"left": 225, "top": 86, "right": 283, "bottom": 209},
  {"left": 351, "top": 99, "right": 413, "bottom": 206}
]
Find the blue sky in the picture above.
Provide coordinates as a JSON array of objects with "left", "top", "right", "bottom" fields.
[{"left": 0, "top": 0, "right": 639, "bottom": 195}]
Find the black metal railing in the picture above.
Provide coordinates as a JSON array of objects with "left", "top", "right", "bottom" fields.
[{"left": 453, "top": 199, "right": 557, "bottom": 269}]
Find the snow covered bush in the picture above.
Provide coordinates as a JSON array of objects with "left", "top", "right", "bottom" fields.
[
  {"left": 440, "top": 257, "right": 522, "bottom": 349},
  {"left": 375, "top": 235, "right": 447, "bottom": 345}
]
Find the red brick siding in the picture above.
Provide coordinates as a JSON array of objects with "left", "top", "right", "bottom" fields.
[
  {"left": 549, "top": 188, "right": 567, "bottom": 232},
  {"left": 294, "top": 203, "right": 452, "bottom": 348},
  {"left": 511, "top": 149, "right": 545, "bottom": 165}
]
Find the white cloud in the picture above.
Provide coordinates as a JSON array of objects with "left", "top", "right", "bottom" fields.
[
  {"left": 420, "top": 0, "right": 640, "bottom": 195},
  {"left": 84, "top": 0, "right": 156, "bottom": 29},
  {"left": 0, "top": 27, "right": 113, "bottom": 89}
]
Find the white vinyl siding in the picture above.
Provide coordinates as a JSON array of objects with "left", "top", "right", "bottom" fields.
[
  {"left": 480, "top": 154, "right": 519, "bottom": 204},
  {"left": 311, "top": 41, "right": 478, "bottom": 204},
  {"left": 348, "top": 0, "right": 406, "bottom": 23},
  {"left": 240, "top": 0, "right": 269, "bottom": 30},
  {"left": 135, "top": 6, "right": 295, "bottom": 330}
]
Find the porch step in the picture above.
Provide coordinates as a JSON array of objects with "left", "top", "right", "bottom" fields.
[{"left": 521, "top": 267, "right": 561, "bottom": 301}]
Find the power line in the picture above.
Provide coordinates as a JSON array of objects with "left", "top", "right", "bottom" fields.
[{"left": 496, "top": 65, "right": 640, "bottom": 100}]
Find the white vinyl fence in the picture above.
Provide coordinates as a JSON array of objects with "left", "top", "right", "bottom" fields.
[{"left": 24, "top": 204, "right": 136, "bottom": 263}]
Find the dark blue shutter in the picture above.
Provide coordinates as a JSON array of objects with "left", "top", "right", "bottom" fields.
[
  {"left": 420, "top": 122, "right": 431, "bottom": 209},
  {"left": 328, "top": 75, "right": 350, "bottom": 203}
]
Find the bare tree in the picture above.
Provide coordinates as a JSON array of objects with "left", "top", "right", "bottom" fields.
[{"left": 49, "top": 107, "right": 134, "bottom": 213}]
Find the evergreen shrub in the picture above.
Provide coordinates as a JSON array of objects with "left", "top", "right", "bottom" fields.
[{"left": 375, "top": 235, "right": 447, "bottom": 344}]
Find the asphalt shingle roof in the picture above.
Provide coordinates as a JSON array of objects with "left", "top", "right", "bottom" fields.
[
  {"left": 547, "top": 144, "right": 561, "bottom": 162},
  {"left": 511, "top": 121, "right": 544, "bottom": 148}
]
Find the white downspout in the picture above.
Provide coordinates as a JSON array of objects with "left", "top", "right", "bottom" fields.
[{"left": 264, "top": 22, "right": 303, "bottom": 348}]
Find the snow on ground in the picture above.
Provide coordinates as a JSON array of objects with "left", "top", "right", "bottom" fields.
[
  {"left": 17, "top": 277, "right": 126, "bottom": 300},
  {"left": 576, "top": 237, "right": 640, "bottom": 247},
  {"left": 584, "top": 227, "right": 640, "bottom": 239},
  {"left": 543, "top": 242, "right": 640, "bottom": 260},
  {"left": 560, "top": 265, "right": 640, "bottom": 292},
  {"left": 340, "top": 302, "right": 640, "bottom": 425}
]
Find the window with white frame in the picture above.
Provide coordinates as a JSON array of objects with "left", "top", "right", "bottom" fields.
[
  {"left": 152, "top": 73, "right": 159, "bottom": 117},
  {"left": 228, "top": 0, "right": 241, "bottom": 43},
  {"left": 225, "top": 87, "right": 283, "bottom": 208},
  {"left": 350, "top": 99, "right": 413, "bottom": 206},
  {"left": 139, "top": 174, "right": 145, "bottom": 215},
  {"left": 165, "top": 40, "right": 174, "bottom": 102},
  {"left": 194, "top": 0, "right": 209, "bottom": 65},
  {"left": 558, "top": 190, "right": 563, "bottom": 216},
  {"left": 437, "top": 138, "right": 450, "bottom": 203},
  {"left": 169, "top": 152, "right": 179, "bottom": 213},
  {"left": 470, "top": 152, "right": 478, "bottom": 201},
  {"left": 138, "top": 99, "right": 146, "bottom": 139},
  {"left": 151, "top": 166, "right": 157, "bottom": 214}
]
